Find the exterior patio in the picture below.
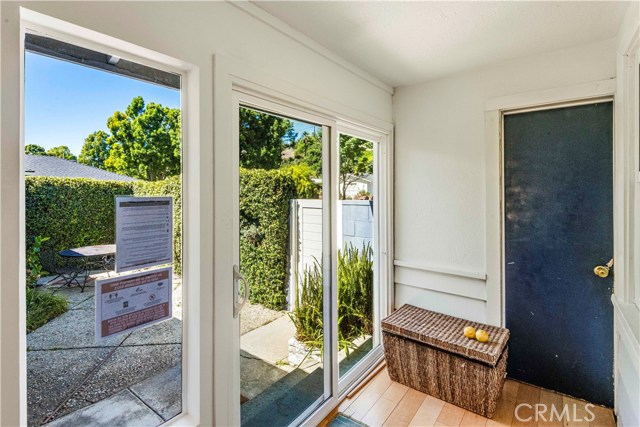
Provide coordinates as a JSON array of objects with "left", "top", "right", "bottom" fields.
[{"left": 26, "top": 273, "right": 183, "bottom": 426}]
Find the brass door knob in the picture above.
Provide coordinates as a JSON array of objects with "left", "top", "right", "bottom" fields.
[{"left": 593, "top": 258, "right": 613, "bottom": 278}]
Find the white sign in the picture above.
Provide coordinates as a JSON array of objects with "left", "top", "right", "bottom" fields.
[
  {"left": 96, "top": 267, "right": 172, "bottom": 341},
  {"left": 115, "top": 196, "right": 173, "bottom": 273}
]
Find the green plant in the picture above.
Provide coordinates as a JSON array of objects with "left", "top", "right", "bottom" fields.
[
  {"left": 25, "top": 176, "right": 184, "bottom": 275},
  {"left": 280, "top": 163, "right": 320, "bottom": 199},
  {"left": 26, "top": 287, "right": 68, "bottom": 332},
  {"left": 25, "top": 176, "right": 133, "bottom": 258},
  {"left": 275, "top": 358, "right": 289, "bottom": 367},
  {"left": 289, "top": 243, "right": 374, "bottom": 358},
  {"left": 239, "top": 168, "right": 296, "bottom": 310},
  {"left": 337, "top": 244, "right": 374, "bottom": 339},
  {"left": 26, "top": 235, "right": 50, "bottom": 286}
]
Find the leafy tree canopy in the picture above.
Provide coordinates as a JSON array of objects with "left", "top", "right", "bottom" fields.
[
  {"left": 25, "top": 144, "right": 46, "bottom": 155},
  {"left": 290, "top": 132, "right": 373, "bottom": 199},
  {"left": 78, "top": 131, "right": 110, "bottom": 169},
  {"left": 81, "top": 96, "right": 181, "bottom": 181},
  {"left": 291, "top": 132, "right": 322, "bottom": 177},
  {"left": 339, "top": 135, "right": 373, "bottom": 199},
  {"left": 104, "top": 96, "right": 181, "bottom": 181},
  {"left": 46, "top": 145, "right": 77, "bottom": 162},
  {"left": 240, "top": 107, "right": 293, "bottom": 170}
]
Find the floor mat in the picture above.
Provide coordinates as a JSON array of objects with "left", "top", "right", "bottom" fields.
[{"left": 328, "top": 413, "right": 369, "bottom": 427}]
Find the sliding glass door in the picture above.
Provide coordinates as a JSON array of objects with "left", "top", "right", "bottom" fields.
[{"left": 232, "top": 92, "right": 388, "bottom": 426}]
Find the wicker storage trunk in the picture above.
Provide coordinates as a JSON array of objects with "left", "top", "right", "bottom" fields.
[{"left": 382, "top": 304, "right": 510, "bottom": 418}]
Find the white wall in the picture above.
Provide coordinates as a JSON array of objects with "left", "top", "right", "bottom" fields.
[
  {"left": 393, "top": 4, "right": 639, "bottom": 423},
  {"left": 393, "top": 37, "right": 617, "bottom": 322},
  {"left": 0, "top": 2, "right": 393, "bottom": 426},
  {"left": 613, "top": 3, "right": 640, "bottom": 426}
]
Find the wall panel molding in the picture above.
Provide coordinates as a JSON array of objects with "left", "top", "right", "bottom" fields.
[
  {"left": 393, "top": 259, "right": 486, "bottom": 280},
  {"left": 394, "top": 263, "right": 487, "bottom": 301}
]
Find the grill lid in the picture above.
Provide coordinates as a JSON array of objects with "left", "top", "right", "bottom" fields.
[{"left": 381, "top": 304, "right": 510, "bottom": 366}]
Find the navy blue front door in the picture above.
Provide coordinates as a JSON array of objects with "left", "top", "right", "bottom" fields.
[{"left": 504, "top": 102, "right": 614, "bottom": 407}]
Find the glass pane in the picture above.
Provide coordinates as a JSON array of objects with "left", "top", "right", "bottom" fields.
[
  {"left": 24, "top": 45, "right": 183, "bottom": 426},
  {"left": 337, "top": 133, "right": 376, "bottom": 379},
  {"left": 239, "top": 107, "right": 325, "bottom": 426}
]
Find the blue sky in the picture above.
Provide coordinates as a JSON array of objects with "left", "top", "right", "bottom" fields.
[
  {"left": 26, "top": 51, "right": 319, "bottom": 156},
  {"left": 25, "top": 52, "right": 180, "bottom": 156}
]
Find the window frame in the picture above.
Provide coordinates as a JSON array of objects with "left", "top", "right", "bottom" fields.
[{"left": 13, "top": 9, "right": 204, "bottom": 426}]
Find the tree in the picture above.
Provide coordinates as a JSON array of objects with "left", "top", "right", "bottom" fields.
[
  {"left": 78, "top": 131, "right": 110, "bottom": 169},
  {"left": 46, "top": 145, "right": 77, "bottom": 162},
  {"left": 82, "top": 96, "right": 181, "bottom": 181},
  {"left": 292, "top": 132, "right": 322, "bottom": 177},
  {"left": 284, "top": 127, "right": 298, "bottom": 145},
  {"left": 239, "top": 107, "right": 292, "bottom": 169},
  {"left": 339, "top": 135, "right": 373, "bottom": 199},
  {"left": 25, "top": 144, "right": 46, "bottom": 155}
]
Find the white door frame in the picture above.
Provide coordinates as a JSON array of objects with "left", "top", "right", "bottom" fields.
[
  {"left": 484, "top": 79, "right": 618, "bottom": 328},
  {"left": 233, "top": 90, "right": 338, "bottom": 427},
  {"left": 214, "top": 55, "right": 393, "bottom": 426},
  {"left": 334, "top": 123, "right": 389, "bottom": 394},
  {"left": 2, "top": 8, "right": 207, "bottom": 426}
]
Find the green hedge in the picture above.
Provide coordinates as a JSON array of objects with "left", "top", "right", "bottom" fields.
[
  {"left": 26, "top": 176, "right": 183, "bottom": 275},
  {"left": 26, "top": 177, "right": 133, "bottom": 256},
  {"left": 240, "top": 168, "right": 296, "bottom": 310},
  {"left": 27, "top": 171, "right": 294, "bottom": 308},
  {"left": 133, "top": 176, "right": 182, "bottom": 274}
]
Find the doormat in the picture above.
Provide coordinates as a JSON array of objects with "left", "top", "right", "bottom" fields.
[{"left": 328, "top": 413, "right": 369, "bottom": 427}]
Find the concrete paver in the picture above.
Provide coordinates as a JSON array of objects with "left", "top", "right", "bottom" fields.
[
  {"left": 241, "top": 315, "right": 295, "bottom": 364},
  {"left": 130, "top": 364, "right": 182, "bottom": 421},
  {"left": 45, "top": 389, "right": 163, "bottom": 427},
  {"left": 240, "top": 351, "right": 290, "bottom": 400},
  {"left": 58, "top": 344, "right": 181, "bottom": 417}
]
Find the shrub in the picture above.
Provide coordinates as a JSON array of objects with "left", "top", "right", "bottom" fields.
[
  {"left": 26, "top": 235, "right": 50, "bottom": 286},
  {"left": 338, "top": 244, "right": 373, "bottom": 338},
  {"left": 25, "top": 177, "right": 133, "bottom": 257},
  {"left": 26, "top": 287, "right": 68, "bottom": 332},
  {"left": 289, "top": 260, "right": 323, "bottom": 345},
  {"left": 280, "top": 163, "right": 320, "bottom": 199},
  {"left": 240, "top": 168, "right": 296, "bottom": 310},
  {"left": 132, "top": 175, "right": 183, "bottom": 274},
  {"left": 25, "top": 176, "right": 185, "bottom": 275},
  {"left": 290, "top": 244, "right": 374, "bottom": 355}
]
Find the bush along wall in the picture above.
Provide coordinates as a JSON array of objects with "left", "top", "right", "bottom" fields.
[
  {"left": 240, "top": 168, "right": 296, "bottom": 310},
  {"left": 26, "top": 175, "right": 184, "bottom": 275},
  {"left": 25, "top": 177, "right": 134, "bottom": 257},
  {"left": 132, "top": 175, "right": 183, "bottom": 274}
]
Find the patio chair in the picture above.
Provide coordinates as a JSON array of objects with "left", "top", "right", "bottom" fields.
[{"left": 40, "top": 247, "right": 84, "bottom": 288}]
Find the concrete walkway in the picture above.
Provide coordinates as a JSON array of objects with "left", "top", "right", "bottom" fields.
[{"left": 27, "top": 274, "right": 183, "bottom": 427}]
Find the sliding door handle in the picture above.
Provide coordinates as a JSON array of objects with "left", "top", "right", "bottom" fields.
[{"left": 233, "top": 265, "right": 249, "bottom": 318}]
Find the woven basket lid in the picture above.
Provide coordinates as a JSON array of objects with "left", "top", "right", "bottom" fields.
[{"left": 381, "top": 304, "right": 510, "bottom": 366}]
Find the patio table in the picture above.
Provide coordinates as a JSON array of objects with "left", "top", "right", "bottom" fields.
[{"left": 58, "top": 244, "right": 116, "bottom": 292}]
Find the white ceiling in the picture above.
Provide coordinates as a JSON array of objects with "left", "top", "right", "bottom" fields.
[{"left": 253, "top": 1, "right": 631, "bottom": 88}]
